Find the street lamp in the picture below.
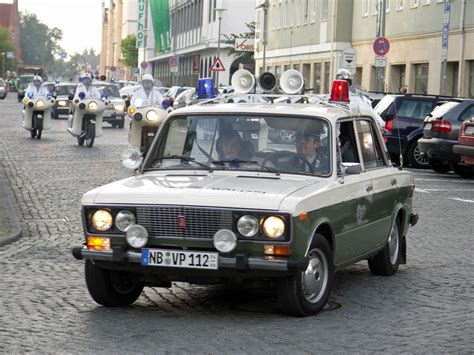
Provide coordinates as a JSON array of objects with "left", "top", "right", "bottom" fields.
[{"left": 214, "top": 6, "right": 227, "bottom": 86}]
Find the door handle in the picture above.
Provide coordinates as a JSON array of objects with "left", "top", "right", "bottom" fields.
[
  {"left": 391, "top": 178, "right": 397, "bottom": 186},
  {"left": 366, "top": 184, "right": 373, "bottom": 192}
]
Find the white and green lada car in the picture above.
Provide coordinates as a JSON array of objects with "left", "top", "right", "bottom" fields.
[{"left": 72, "top": 95, "right": 418, "bottom": 316}]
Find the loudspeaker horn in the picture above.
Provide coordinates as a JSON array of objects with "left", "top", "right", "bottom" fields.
[
  {"left": 279, "top": 69, "right": 304, "bottom": 95},
  {"left": 257, "top": 71, "right": 277, "bottom": 92},
  {"left": 231, "top": 69, "right": 256, "bottom": 94}
]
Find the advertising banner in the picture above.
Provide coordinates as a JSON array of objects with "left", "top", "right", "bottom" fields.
[
  {"left": 136, "top": 0, "right": 146, "bottom": 48},
  {"left": 149, "top": 0, "right": 171, "bottom": 53}
]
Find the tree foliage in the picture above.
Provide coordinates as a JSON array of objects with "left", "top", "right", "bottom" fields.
[
  {"left": 121, "top": 35, "right": 138, "bottom": 68},
  {"left": 0, "top": 28, "right": 18, "bottom": 75},
  {"left": 223, "top": 22, "right": 255, "bottom": 61}
]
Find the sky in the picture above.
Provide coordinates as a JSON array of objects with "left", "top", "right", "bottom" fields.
[{"left": 15, "top": 0, "right": 103, "bottom": 57}]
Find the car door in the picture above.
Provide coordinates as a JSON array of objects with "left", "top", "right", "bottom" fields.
[
  {"left": 333, "top": 119, "right": 375, "bottom": 265},
  {"left": 355, "top": 118, "right": 396, "bottom": 250}
]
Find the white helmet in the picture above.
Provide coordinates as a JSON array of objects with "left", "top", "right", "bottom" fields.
[
  {"left": 335, "top": 69, "right": 353, "bottom": 85},
  {"left": 142, "top": 74, "right": 154, "bottom": 83},
  {"left": 33, "top": 75, "right": 43, "bottom": 83},
  {"left": 82, "top": 72, "right": 92, "bottom": 79}
]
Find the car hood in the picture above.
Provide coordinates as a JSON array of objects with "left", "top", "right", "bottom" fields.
[{"left": 83, "top": 171, "right": 327, "bottom": 211}]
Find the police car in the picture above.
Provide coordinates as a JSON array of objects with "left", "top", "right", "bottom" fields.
[{"left": 72, "top": 70, "right": 418, "bottom": 316}]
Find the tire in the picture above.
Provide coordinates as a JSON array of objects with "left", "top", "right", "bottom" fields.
[
  {"left": 429, "top": 159, "right": 451, "bottom": 174},
  {"left": 451, "top": 163, "right": 474, "bottom": 178},
  {"left": 36, "top": 129, "right": 42, "bottom": 140},
  {"left": 406, "top": 138, "right": 429, "bottom": 169},
  {"left": 77, "top": 136, "right": 85, "bottom": 146},
  {"left": 30, "top": 129, "right": 37, "bottom": 138},
  {"left": 277, "top": 236, "right": 333, "bottom": 317},
  {"left": 85, "top": 260, "right": 143, "bottom": 307},
  {"left": 86, "top": 121, "right": 95, "bottom": 148},
  {"left": 117, "top": 120, "right": 125, "bottom": 129},
  {"left": 368, "top": 219, "right": 401, "bottom": 276}
]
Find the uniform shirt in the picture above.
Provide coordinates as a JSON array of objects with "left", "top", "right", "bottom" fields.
[
  {"left": 26, "top": 83, "right": 50, "bottom": 98},
  {"left": 131, "top": 88, "right": 164, "bottom": 107},
  {"left": 74, "top": 83, "right": 101, "bottom": 100}
]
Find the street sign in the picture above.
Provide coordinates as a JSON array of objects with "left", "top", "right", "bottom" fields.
[
  {"left": 136, "top": 0, "right": 146, "bottom": 48},
  {"left": 444, "top": 0, "right": 450, "bottom": 12},
  {"left": 210, "top": 57, "right": 225, "bottom": 72},
  {"left": 235, "top": 38, "right": 255, "bottom": 52},
  {"left": 374, "top": 55, "right": 387, "bottom": 68},
  {"left": 133, "top": 67, "right": 140, "bottom": 76},
  {"left": 6, "top": 51, "right": 15, "bottom": 59},
  {"left": 373, "top": 37, "right": 390, "bottom": 56},
  {"left": 140, "top": 61, "right": 149, "bottom": 70},
  {"left": 60, "top": 52, "right": 67, "bottom": 59},
  {"left": 342, "top": 47, "right": 357, "bottom": 75},
  {"left": 110, "top": 66, "right": 117, "bottom": 72},
  {"left": 169, "top": 56, "right": 178, "bottom": 73}
]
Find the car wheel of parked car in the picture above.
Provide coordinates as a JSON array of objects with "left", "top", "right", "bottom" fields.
[
  {"left": 406, "top": 139, "right": 429, "bottom": 169},
  {"left": 428, "top": 159, "right": 451, "bottom": 174},
  {"left": 30, "top": 129, "right": 36, "bottom": 139},
  {"left": 451, "top": 163, "right": 474, "bottom": 178},
  {"left": 118, "top": 120, "right": 125, "bottom": 129},
  {"left": 85, "top": 260, "right": 144, "bottom": 307},
  {"left": 278, "top": 236, "right": 333, "bottom": 316},
  {"left": 368, "top": 218, "right": 401, "bottom": 276}
]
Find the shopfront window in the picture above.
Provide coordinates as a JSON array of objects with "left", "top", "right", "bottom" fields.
[{"left": 414, "top": 63, "right": 429, "bottom": 94}]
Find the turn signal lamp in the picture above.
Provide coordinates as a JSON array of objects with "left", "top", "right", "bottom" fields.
[
  {"left": 86, "top": 236, "right": 111, "bottom": 251},
  {"left": 23, "top": 97, "right": 29, "bottom": 104},
  {"left": 128, "top": 106, "right": 136, "bottom": 115},
  {"left": 264, "top": 245, "right": 291, "bottom": 256},
  {"left": 329, "top": 80, "right": 350, "bottom": 103}
]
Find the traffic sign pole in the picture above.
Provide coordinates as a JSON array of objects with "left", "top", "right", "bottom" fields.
[{"left": 440, "top": 0, "right": 451, "bottom": 95}]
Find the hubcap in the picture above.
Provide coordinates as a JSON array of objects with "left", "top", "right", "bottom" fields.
[
  {"left": 301, "top": 248, "right": 328, "bottom": 304},
  {"left": 110, "top": 271, "right": 138, "bottom": 294},
  {"left": 414, "top": 145, "right": 429, "bottom": 166},
  {"left": 388, "top": 223, "right": 400, "bottom": 265}
]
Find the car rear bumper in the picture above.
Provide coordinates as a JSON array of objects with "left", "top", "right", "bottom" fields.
[
  {"left": 72, "top": 245, "right": 309, "bottom": 275},
  {"left": 418, "top": 137, "right": 459, "bottom": 162}
]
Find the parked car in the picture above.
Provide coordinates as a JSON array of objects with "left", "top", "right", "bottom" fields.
[
  {"left": 117, "top": 80, "right": 138, "bottom": 89},
  {"left": 96, "top": 84, "right": 126, "bottom": 128},
  {"left": 173, "top": 88, "right": 197, "bottom": 109},
  {"left": 375, "top": 94, "right": 453, "bottom": 168},
  {"left": 165, "top": 86, "right": 193, "bottom": 99},
  {"left": 418, "top": 99, "right": 474, "bottom": 177},
  {"left": 0, "top": 78, "right": 7, "bottom": 99},
  {"left": 72, "top": 91, "right": 418, "bottom": 317},
  {"left": 52, "top": 83, "right": 77, "bottom": 119},
  {"left": 453, "top": 117, "right": 474, "bottom": 169}
]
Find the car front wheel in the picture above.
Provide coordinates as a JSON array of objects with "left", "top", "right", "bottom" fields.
[
  {"left": 277, "top": 236, "right": 333, "bottom": 317},
  {"left": 406, "top": 139, "right": 429, "bottom": 169},
  {"left": 368, "top": 219, "right": 401, "bottom": 276},
  {"left": 85, "top": 260, "right": 143, "bottom": 307},
  {"left": 429, "top": 159, "right": 451, "bottom": 174}
]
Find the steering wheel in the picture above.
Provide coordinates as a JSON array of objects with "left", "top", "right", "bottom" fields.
[{"left": 261, "top": 151, "right": 315, "bottom": 173}]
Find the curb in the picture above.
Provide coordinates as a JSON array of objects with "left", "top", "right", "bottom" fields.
[{"left": 0, "top": 167, "right": 22, "bottom": 247}]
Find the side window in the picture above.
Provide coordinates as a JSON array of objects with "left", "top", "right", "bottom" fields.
[
  {"left": 337, "top": 121, "right": 360, "bottom": 165},
  {"left": 356, "top": 120, "right": 386, "bottom": 169},
  {"left": 397, "top": 99, "right": 434, "bottom": 119},
  {"left": 460, "top": 105, "right": 474, "bottom": 122}
]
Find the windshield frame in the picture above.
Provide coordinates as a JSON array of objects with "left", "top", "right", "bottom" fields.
[{"left": 141, "top": 112, "right": 333, "bottom": 178}]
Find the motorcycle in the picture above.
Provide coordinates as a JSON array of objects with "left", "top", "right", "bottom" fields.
[
  {"left": 22, "top": 93, "right": 55, "bottom": 139},
  {"left": 68, "top": 94, "right": 108, "bottom": 148}
]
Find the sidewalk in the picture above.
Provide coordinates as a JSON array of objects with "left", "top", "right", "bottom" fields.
[{"left": 0, "top": 166, "right": 22, "bottom": 246}]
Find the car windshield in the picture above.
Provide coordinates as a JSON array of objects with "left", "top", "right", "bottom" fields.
[
  {"left": 20, "top": 76, "right": 34, "bottom": 85},
  {"left": 144, "top": 114, "right": 331, "bottom": 177},
  {"left": 98, "top": 85, "right": 120, "bottom": 98},
  {"left": 56, "top": 85, "right": 77, "bottom": 96}
]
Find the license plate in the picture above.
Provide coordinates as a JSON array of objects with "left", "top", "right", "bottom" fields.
[
  {"left": 424, "top": 123, "right": 432, "bottom": 130},
  {"left": 141, "top": 248, "right": 218, "bottom": 270},
  {"left": 465, "top": 126, "right": 474, "bottom": 135}
]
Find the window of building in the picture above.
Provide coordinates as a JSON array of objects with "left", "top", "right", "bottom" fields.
[
  {"left": 311, "top": 0, "right": 317, "bottom": 22},
  {"left": 284, "top": 64, "right": 290, "bottom": 71},
  {"left": 293, "top": 63, "right": 300, "bottom": 72},
  {"left": 279, "top": 0, "right": 284, "bottom": 29},
  {"left": 321, "top": 0, "right": 328, "bottom": 21},
  {"left": 414, "top": 63, "right": 429, "bottom": 94},
  {"left": 354, "top": 67, "right": 363, "bottom": 86},
  {"left": 314, "top": 63, "right": 322, "bottom": 94},
  {"left": 469, "top": 61, "right": 474, "bottom": 98},
  {"left": 396, "top": 0, "right": 404, "bottom": 10},
  {"left": 324, "top": 62, "right": 330, "bottom": 93},
  {"left": 386, "top": 0, "right": 390, "bottom": 12},
  {"left": 295, "top": 0, "right": 301, "bottom": 25},
  {"left": 275, "top": 65, "right": 282, "bottom": 76},
  {"left": 363, "top": 0, "right": 369, "bottom": 16},
  {"left": 288, "top": 0, "right": 293, "bottom": 27},
  {"left": 303, "top": 0, "right": 310, "bottom": 24},
  {"left": 422, "top": 0, "right": 431, "bottom": 5},
  {"left": 372, "top": 0, "right": 378, "bottom": 15},
  {"left": 410, "top": 0, "right": 419, "bottom": 8}
]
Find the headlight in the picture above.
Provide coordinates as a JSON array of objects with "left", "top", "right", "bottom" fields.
[
  {"left": 114, "top": 104, "right": 124, "bottom": 112},
  {"left": 91, "top": 209, "right": 113, "bottom": 232},
  {"left": 213, "top": 229, "right": 237, "bottom": 253},
  {"left": 115, "top": 210, "right": 135, "bottom": 232},
  {"left": 126, "top": 224, "right": 148, "bottom": 248},
  {"left": 58, "top": 100, "right": 67, "bottom": 106},
  {"left": 121, "top": 148, "right": 143, "bottom": 170},
  {"left": 262, "top": 216, "right": 285, "bottom": 239},
  {"left": 237, "top": 215, "right": 259, "bottom": 237},
  {"left": 146, "top": 110, "right": 159, "bottom": 122},
  {"left": 36, "top": 100, "right": 45, "bottom": 108},
  {"left": 88, "top": 101, "right": 98, "bottom": 110}
]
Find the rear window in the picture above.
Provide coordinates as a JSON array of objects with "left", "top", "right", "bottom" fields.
[
  {"left": 397, "top": 100, "right": 435, "bottom": 119},
  {"left": 428, "top": 101, "right": 460, "bottom": 119},
  {"left": 374, "top": 95, "right": 395, "bottom": 116}
]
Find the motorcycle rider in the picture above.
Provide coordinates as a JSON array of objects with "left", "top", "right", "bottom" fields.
[
  {"left": 74, "top": 73, "right": 101, "bottom": 100},
  {"left": 130, "top": 74, "right": 164, "bottom": 107},
  {"left": 26, "top": 76, "right": 50, "bottom": 98}
]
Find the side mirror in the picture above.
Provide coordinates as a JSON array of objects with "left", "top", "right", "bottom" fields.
[
  {"left": 341, "top": 162, "right": 362, "bottom": 175},
  {"left": 121, "top": 95, "right": 127, "bottom": 99},
  {"left": 125, "top": 99, "right": 131, "bottom": 108}
]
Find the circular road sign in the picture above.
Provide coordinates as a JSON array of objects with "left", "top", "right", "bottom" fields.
[
  {"left": 373, "top": 37, "right": 390, "bottom": 56},
  {"left": 140, "top": 61, "right": 149, "bottom": 70},
  {"left": 110, "top": 66, "right": 117, "bottom": 72}
]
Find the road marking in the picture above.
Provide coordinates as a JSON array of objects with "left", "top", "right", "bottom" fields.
[
  {"left": 450, "top": 198, "right": 474, "bottom": 203},
  {"left": 415, "top": 188, "right": 430, "bottom": 193},
  {"left": 415, "top": 178, "right": 474, "bottom": 184},
  {"left": 423, "top": 188, "right": 474, "bottom": 192}
]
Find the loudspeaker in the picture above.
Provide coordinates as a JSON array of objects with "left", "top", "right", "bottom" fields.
[
  {"left": 280, "top": 69, "right": 304, "bottom": 94},
  {"left": 257, "top": 71, "right": 277, "bottom": 92},
  {"left": 231, "top": 69, "right": 255, "bottom": 94}
]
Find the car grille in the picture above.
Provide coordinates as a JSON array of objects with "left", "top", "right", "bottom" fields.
[{"left": 136, "top": 206, "right": 233, "bottom": 239}]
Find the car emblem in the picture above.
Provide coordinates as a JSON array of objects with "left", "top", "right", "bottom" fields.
[{"left": 177, "top": 215, "right": 186, "bottom": 231}]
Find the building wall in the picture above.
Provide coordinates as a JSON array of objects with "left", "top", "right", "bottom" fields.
[{"left": 0, "top": 0, "right": 21, "bottom": 62}]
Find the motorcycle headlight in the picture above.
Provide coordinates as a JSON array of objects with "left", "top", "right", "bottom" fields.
[
  {"left": 262, "top": 216, "right": 285, "bottom": 239},
  {"left": 91, "top": 209, "right": 113, "bottom": 232},
  {"left": 36, "top": 100, "right": 45, "bottom": 108},
  {"left": 237, "top": 215, "right": 259, "bottom": 237},
  {"left": 114, "top": 104, "right": 124, "bottom": 112},
  {"left": 58, "top": 100, "right": 67, "bottom": 106},
  {"left": 115, "top": 210, "right": 136, "bottom": 232},
  {"left": 88, "top": 101, "right": 98, "bottom": 110},
  {"left": 146, "top": 110, "right": 159, "bottom": 122}
]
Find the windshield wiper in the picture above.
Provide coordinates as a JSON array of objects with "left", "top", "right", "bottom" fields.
[
  {"left": 150, "top": 155, "right": 214, "bottom": 172},
  {"left": 212, "top": 159, "right": 280, "bottom": 175}
]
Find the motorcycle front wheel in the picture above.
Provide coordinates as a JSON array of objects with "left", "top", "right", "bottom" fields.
[
  {"left": 30, "top": 129, "right": 37, "bottom": 138},
  {"left": 86, "top": 121, "right": 95, "bottom": 148},
  {"left": 77, "top": 136, "right": 85, "bottom": 146},
  {"left": 36, "top": 129, "right": 42, "bottom": 139}
]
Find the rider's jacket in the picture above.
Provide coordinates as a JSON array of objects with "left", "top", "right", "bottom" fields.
[
  {"left": 26, "top": 83, "right": 50, "bottom": 98},
  {"left": 130, "top": 88, "right": 164, "bottom": 107},
  {"left": 74, "top": 84, "right": 101, "bottom": 100}
]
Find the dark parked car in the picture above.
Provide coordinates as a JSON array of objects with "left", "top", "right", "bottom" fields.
[
  {"left": 418, "top": 99, "right": 474, "bottom": 178},
  {"left": 52, "top": 83, "right": 77, "bottom": 119},
  {"left": 453, "top": 117, "right": 474, "bottom": 169},
  {"left": 375, "top": 94, "right": 453, "bottom": 168}
]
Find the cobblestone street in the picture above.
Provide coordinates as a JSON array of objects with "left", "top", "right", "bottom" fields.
[{"left": 0, "top": 94, "right": 473, "bottom": 353}]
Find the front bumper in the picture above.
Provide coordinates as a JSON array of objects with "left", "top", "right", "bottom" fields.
[
  {"left": 72, "top": 245, "right": 309, "bottom": 274},
  {"left": 418, "top": 137, "right": 459, "bottom": 162}
]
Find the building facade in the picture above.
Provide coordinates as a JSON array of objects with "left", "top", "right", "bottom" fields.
[{"left": 0, "top": 0, "right": 21, "bottom": 62}]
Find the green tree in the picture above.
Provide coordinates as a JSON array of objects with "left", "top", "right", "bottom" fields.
[
  {"left": 0, "top": 28, "right": 17, "bottom": 76},
  {"left": 19, "top": 12, "right": 64, "bottom": 68},
  {"left": 223, "top": 22, "right": 255, "bottom": 61},
  {"left": 121, "top": 35, "right": 138, "bottom": 68}
]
